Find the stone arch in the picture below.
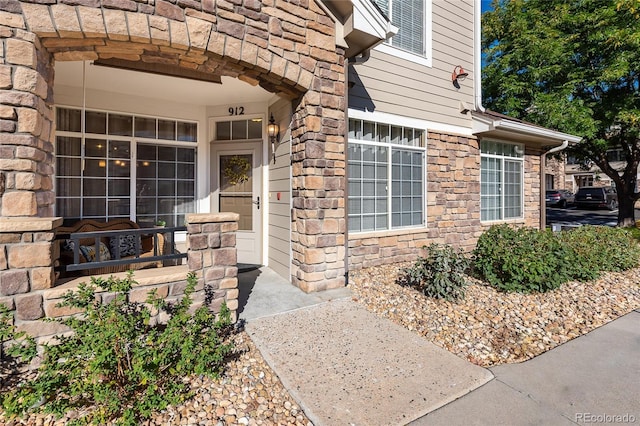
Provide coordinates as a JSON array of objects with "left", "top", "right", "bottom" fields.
[{"left": 1, "top": 0, "right": 347, "bottom": 291}]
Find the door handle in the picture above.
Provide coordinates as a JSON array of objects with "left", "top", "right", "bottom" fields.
[{"left": 253, "top": 196, "right": 260, "bottom": 210}]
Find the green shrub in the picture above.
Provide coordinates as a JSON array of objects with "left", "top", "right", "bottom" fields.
[
  {"left": 398, "top": 243, "right": 470, "bottom": 301},
  {"left": 0, "top": 304, "right": 37, "bottom": 375},
  {"left": 473, "top": 224, "right": 572, "bottom": 293},
  {"left": 560, "top": 225, "right": 640, "bottom": 279},
  {"left": 1, "top": 272, "right": 234, "bottom": 426}
]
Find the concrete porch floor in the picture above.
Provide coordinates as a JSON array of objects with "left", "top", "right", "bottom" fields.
[{"left": 237, "top": 267, "right": 352, "bottom": 321}]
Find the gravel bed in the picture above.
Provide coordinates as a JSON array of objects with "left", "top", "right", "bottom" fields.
[
  {"left": 349, "top": 263, "right": 640, "bottom": 367},
  {"left": 4, "top": 264, "right": 639, "bottom": 424},
  {"left": 0, "top": 332, "right": 312, "bottom": 426}
]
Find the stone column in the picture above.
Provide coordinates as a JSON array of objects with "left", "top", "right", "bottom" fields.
[
  {"left": 0, "top": 217, "right": 61, "bottom": 322},
  {"left": 186, "top": 213, "right": 239, "bottom": 322},
  {"left": 0, "top": 24, "right": 55, "bottom": 218},
  {"left": 290, "top": 70, "right": 347, "bottom": 293}
]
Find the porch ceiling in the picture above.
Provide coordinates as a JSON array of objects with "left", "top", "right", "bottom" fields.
[{"left": 55, "top": 61, "right": 273, "bottom": 106}]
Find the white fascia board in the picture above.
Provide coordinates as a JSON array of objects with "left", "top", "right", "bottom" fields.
[
  {"left": 472, "top": 114, "right": 582, "bottom": 144},
  {"left": 494, "top": 119, "right": 582, "bottom": 144},
  {"left": 350, "top": 0, "right": 398, "bottom": 40}
]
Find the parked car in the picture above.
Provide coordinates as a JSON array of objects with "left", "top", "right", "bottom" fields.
[
  {"left": 545, "top": 189, "right": 575, "bottom": 208},
  {"left": 574, "top": 186, "right": 618, "bottom": 210}
]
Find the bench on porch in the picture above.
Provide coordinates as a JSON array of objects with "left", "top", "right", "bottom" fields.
[{"left": 56, "top": 219, "right": 167, "bottom": 276}]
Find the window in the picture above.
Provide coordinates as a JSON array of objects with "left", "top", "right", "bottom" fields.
[
  {"left": 348, "top": 118, "right": 425, "bottom": 232},
  {"left": 55, "top": 107, "right": 197, "bottom": 227},
  {"left": 374, "top": 0, "right": 431, "bottom": 63},
  {"left": 480, "top": 140, "right": 524, "bottom": 221}
]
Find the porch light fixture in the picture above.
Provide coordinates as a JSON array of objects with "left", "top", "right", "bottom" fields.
[
  {"left": 268, "top": 114, "right": 280, "bottom": 163},
  {"left": 452, "top": 65, "right": 469, "bottom": 89}
]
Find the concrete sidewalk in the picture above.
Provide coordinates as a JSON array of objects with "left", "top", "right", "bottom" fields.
[
  {"left": 239, "top": 268, "right": 639, "bottom": 425},
  {"left": 412, "top": 309, "right": 640, "bottom": 426},
  {"left": 246, "top": 299, "right": 493, "bottom": 425}
]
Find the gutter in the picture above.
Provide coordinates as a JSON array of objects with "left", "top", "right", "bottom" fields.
[
  {"left": 540, "top": 140, "right": 570, "bottom": 230},
  {"left": 474, "top": 0, "right": 485, "bottom": 112}
]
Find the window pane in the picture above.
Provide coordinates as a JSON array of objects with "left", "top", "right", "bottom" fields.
[
  {"left": 109, "top": 179, "right": 130, "bottom": 196},
  {"left": 85, "top": 111, "right": 106, "bottom": 134},
  {"left": 248, "top": 119, "right": 262, "bottom": 139},
  {"left": 217, "top": 121, "right": 231, "bottom": 140},
  {"left": 83, "top": 179, "right": 106, "bottom": 196},
  {"left": 56, "top": 178, "right": 81, "bottom": 196},
  {"left": 232, "top": 120, "right": 247, "bottom": 140},
  {"left": 135, "top": 117, "right": 156, "bottom": 138},
  {"left": 109, "top": 140, "right": 130, "bottom": 159},
  {"left": 83, "top": 198, "right": 106, "bottom": 216},
  {"left": 85, "top": 139, "right": 107, "bottom": 158},
  {"left": 57, "top": 108, "right": 81, "bottom": 132},
  {"left": 84, "top": 159, "right": 106, "bottom": 177},
  {"left": 177, "top": 121, "right": 197, "bottom": 142},
  {"left": 56, "top": 197, "right": 81, "bottom": 218},
  {"left": 158, "top": 120, "right": 176, "bottom": 140},
  {"left": 108, "top": 114, "right": 132, "bottom": 136},
  {"left": 57, "top": 157, "right": 82, "bottom": 177},
  {"left": 177, "top": 147, "right": 195, "bottom": 162},
  {"left": 391, "top": 148, "right": 423, "bottom": 227},
  {"left": 390, "top": 0, "right": 425, "bottom": 55},
  {"left": 56, "top": 136, "right": 81, "bottom": 156}
]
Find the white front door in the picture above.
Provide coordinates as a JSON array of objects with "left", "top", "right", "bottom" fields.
[{"left": 212, "top": 142, "right": 262, "bottom": 265}]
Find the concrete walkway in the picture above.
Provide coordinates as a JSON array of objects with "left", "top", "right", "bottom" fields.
[
  {"left": 239, "top": 268, "right": 492, "bottom": 425},
  {"left": 414, "top": 309, "right": 640, "bottom": 426},
  {"left": 239, "top": 268, "right": 640, "bottom": 425}
]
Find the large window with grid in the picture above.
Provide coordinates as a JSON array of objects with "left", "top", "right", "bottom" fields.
[
  {"left": 480, "top": 140, "right": 524, "bottom": 221},
  {"left": 374, "top": 0, "right": 430, "bottom": 57},
  {"left": 348, "top": 118, "right": 426, "bottom": 232},
  {"left": 55, "top": 107, "right": 197, "bottom": 227}
]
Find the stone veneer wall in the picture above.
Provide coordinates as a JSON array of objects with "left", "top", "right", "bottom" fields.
[
  {"left": 0, "top": 0, "right": 347, "bottom": 293},
  {"left": 348, "top": 132, "right": 544, "bottom": 270},
  {"left": 544, "top": 156, "right": 567, "bottom": 190},
  {"left": 0, "top": 213, "right": 239, "bottom": 344}
]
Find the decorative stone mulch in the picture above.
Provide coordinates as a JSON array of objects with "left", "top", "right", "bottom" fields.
[
  {"left": 3, "top": 264, "right": 639, "bottom": 424},
  {"left": 349, "top": 263, "right": 640, "bottom": 367},
  {"left": 0, "top": 332, "right": 312, "bottom": 426}
]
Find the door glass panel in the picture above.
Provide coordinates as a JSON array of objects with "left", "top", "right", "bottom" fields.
[{"left": 219, "top": 154, "right": 253, "bottom": 231}]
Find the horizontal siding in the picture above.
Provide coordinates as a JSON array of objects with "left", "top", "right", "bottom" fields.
[
  {"left": 267, "top": 99, "right": 291, "bottom": 281},
  {"left": 350, "top": 0, "right": 474, "bottom": 129}
]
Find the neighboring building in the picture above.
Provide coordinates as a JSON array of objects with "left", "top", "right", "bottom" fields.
[
  {"left": 564, "top": 150, "right": 640, "bottom": 191},
  {"left": 0, "top": 0, "right": 581, "bottom": 295}
]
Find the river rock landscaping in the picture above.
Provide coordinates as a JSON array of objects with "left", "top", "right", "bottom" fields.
[
  {"left": 349, "top": 262, "right": 640, "bottom": 367},
  {"left": 3, "top": 263, "right": 639, "bottom": 424}
]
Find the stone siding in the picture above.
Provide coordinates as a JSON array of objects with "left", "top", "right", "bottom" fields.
[
  {"left": 1, "top": 213, "right": 239, "bottom": 345},
  {"left": 348, "top": 133, "right": 544, "bottom": 270}
]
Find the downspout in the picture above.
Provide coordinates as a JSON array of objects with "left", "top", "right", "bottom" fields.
[
  {"left": 344, "top": 56, "right": 350, "bottom": 286},
  {"left": 474, "top": 0, "right": 485, "bottom": 113},
  {"left": 344, "top": 50, "right": 371, "bottom": 285},
  {"left": 541, "top": 140, "right": 570, "bottom": 229}
]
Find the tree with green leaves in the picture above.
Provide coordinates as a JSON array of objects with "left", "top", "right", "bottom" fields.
[{"left": 482, "top": 0, "right": 640, "bottom": 226}]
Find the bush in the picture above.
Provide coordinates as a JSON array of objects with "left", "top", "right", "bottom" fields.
[
  {"left": 560, "top": 225, "right": 640, "bottom": 279},
  {"left": 473, "top": 224, "right": 572, "bottom": 293},
  {"left": 0, "top": 304, "right": 37, "bottom": 375},
  {"left": 398, "top": 243, "right": 470, "bottom": 301},
  {"left": 473, "top": 224, "right": 640, "bottom": 293},
  {"left": 1, "top": 272, "right": 234, "bottom": 426}
]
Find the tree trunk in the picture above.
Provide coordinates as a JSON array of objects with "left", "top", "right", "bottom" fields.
[{"left": 617, "top": 186, "right": 636, "bottom": 227}]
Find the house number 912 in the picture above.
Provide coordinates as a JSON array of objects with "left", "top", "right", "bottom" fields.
[{"left": 229, "top": 106, "right": 245, "bottom": 116}]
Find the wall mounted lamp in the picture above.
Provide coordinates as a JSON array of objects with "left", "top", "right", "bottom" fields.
[
  {"left": 268, "top": 113, "right": 280, "bottom": 163},
  {"left": 452, "top": 65, "right": 469, "bottom": 89}
]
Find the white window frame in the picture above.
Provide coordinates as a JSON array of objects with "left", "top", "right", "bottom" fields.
[
  {"left": 374, "top": 0, "right": 433, "bottom": 67},
  {"left": 54, "top": 105, "right": 198, "bottom": 228},
  {"left": 480, "top": 140, "right": 525, "bottom": 222},
  {"left": 347, "top": 116, "right": 427, "bottom": 234}
]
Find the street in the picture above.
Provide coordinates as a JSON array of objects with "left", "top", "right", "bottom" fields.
[{"left": 546, "top": 205, "right": 640, "bottom": 227}]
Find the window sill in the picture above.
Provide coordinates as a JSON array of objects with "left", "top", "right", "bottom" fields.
[
  {"left": 349, "top": 225, "right": 428, "bottom": 240},
  {"left": 480, "top": 217, "right": 525, "bottom": 225}
]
